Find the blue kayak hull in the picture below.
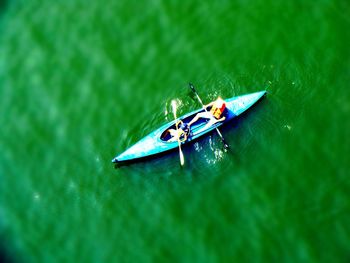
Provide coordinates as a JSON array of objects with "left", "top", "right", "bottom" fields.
[{"left": 112, "top": 90, "right": 266, "bottom": 163}]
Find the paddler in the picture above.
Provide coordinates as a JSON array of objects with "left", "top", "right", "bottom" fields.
[
  {"left": 167, "top": 122, "right": 190, "bottom": 142},
  {"left": 188, "top": 97, "right": 226, "bottom": 128}
]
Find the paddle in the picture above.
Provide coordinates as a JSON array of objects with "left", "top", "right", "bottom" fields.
[
  {"left": 189, "top": 83, "right": 229, "bottom": 150},
  {"left": 171, "top": 100, "right": 185, "bottom": 166}
]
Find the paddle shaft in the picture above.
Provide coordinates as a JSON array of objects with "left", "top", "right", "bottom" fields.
[
  {"left": 189, "top": 84, "right": 229, "bottom": 149},
  {"left": 171, "top": 102, "right": 185, "bottom": 166}
]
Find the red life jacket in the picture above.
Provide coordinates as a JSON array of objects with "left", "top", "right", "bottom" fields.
[{"left": 210, "top": 98, "right": 226, "bottom": 119}]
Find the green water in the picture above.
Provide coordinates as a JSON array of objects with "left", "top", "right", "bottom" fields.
[{"left": 1, "top": 0, "right": 349, "bottom": 262}]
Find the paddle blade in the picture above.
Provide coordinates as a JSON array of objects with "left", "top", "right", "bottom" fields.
[
  {"left": 189, "top": 83, "right": 196, "bottom": 93},
  {"left": 223, "top": 142, "right": 229, "bottom": 151},
  {"left": 179, "top": 148, "right": 185, "bottom": 166},
  {"left": 171, "top": 100, "right": 177, "bottom": 116}
]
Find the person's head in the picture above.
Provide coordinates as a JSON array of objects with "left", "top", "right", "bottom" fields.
[{"left": 214, "top": 97, "right": 225, "bottom": 108}]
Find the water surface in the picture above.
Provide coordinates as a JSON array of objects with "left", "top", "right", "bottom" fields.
[{"left": 0, "top": 1, "right": 349, "bottom": 262}]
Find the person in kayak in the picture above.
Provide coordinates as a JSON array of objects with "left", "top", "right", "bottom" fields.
[
  {"left": 166, "top": 121, "right": 190, "bottom": 142},
  {"left": 188, "top": 97, "right": 226, "bottom": 128}
]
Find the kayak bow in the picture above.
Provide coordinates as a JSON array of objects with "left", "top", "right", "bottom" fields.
[{"left": 112, "top": 90, "right": 266, "bottom": 164}]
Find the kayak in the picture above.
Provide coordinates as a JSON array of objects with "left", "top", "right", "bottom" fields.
[{"left": 112, "top": 90, "right": 266, "bottom": 163}]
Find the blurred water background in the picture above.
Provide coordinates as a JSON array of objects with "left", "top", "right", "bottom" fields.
[{"left": 0, "top": 0, "right": 349, "bottom": 262}]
